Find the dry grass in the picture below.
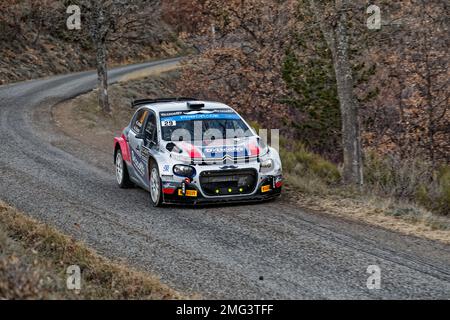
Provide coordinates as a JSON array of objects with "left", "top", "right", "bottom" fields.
[
  {"left": 290, "top": 191, "right": 450, "bottom": 244},
  {"left": 364, "top": 152, "right": 450, "bottom": 215},
  {"left": 280, "top": 139, "right": 450, "bottom": 243},
  {"left": 0, "top": 201, "right": 183, "bottom": 299}
]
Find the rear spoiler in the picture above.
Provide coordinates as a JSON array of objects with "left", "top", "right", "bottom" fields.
[{"left": 131, "top": 97, "right": 198, "bottom": 109}]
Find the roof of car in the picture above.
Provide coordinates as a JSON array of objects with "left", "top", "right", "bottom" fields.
[{"left": 139, "top": 100, "right": 234, "bottom": 113}]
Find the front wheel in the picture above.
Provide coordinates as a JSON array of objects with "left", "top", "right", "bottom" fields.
[{"left": 149, "top": 161, "right": 163, "bottom": 207}]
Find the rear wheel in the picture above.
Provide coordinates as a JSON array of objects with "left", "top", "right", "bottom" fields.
[
  {"left": 116, "top": 150, "right": 133, "bottom": 188},
  {"left": 149, "top": 161, "right": 163, "bottom": 207}
]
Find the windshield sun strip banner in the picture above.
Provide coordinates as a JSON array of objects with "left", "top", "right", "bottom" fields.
[
  {"left": 160, "top": 113, "right": 241, "bottom": 122},
  {"left": 159, "top": 108, "right": 234, "bottom": 117}
]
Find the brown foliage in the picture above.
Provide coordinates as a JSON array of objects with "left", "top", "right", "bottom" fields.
[
  {"left": 162, "top": 0, "right": 212, "bottom": 36},
  {"left": 173, "top": 0, "right": 449, "bottom": 168},
  {"left": 174, "top": 0, "right": 296, "bottom": 130},
  {"left": 361, "top": 0, "right": 449, "bottom": 165}
]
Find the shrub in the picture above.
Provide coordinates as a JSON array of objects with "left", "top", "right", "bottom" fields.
[
  {"left": 364, "top": 152, "right": 431, "bottom": 198},
  {"left": 417, "top": 165, "right": 450, "bottom": 216},
  {"left": 278, "top": 138, "right": 341, "bottom": 194},
  {"left": 253, "top": 120, "right": 447, "bottom": 216},
  {"left": 280, "top": 138, "right": 340, "bottom": 184},
  {"left": 436, "top": 166, "right": 450, "bottom": 214},
  {"left": 364, "top": 152, "right": 450, "bottom": 215}
]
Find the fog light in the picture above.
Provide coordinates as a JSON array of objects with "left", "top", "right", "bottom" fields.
[
  {"left": 239, "top": 187, "right": 243, "bottom": 192},
  {"left": 228, "top": 188, "right": 232, "bottom": 193},
  {"left": 215, "top": 189, "right": 220, "bottom": 194}
]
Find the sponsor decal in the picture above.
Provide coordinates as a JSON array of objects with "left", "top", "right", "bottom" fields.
[
  {"left": 131, "top": 150, "right": 145, "bottom": 177},
  {"left": 204, "top": 146, "right": 244, "bottom": 154},
  {"left": 203, "top": 145, "right": 247, "bottom": 159},
  {"left": 141, "top": 146, "right": 150, "bottom": 158}
]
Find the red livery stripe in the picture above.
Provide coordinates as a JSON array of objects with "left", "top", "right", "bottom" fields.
[
  {"left": 163, "top": 188, "right": 176, "bottom": 195},
  {"left": 114, "top": 134, "right": 131, "bottom": 162}
]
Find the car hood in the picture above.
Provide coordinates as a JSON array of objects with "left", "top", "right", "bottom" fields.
[{"left": 164, "top": 137, "right": 267, "bottom": 162}]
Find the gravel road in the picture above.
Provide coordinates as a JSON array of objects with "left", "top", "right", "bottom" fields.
[{"left": 0, "top": 58, "right": 449, "bottom": 299}]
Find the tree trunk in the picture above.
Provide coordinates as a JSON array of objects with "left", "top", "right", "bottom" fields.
[
  {"left": 332, "top": 7, "right": 363, "bottom": 186},
  {"left": 308, "top": 0, "right": 363, "bottom": 186},
  {"left": 95, "top": 39, "right": 111, "bottom": 114}
]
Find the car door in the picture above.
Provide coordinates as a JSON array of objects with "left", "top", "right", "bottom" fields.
[
  {"left": 139, "top": 111, "right": 159, "bottom": 189},
  {"left": 127, "top": 108, "right": 149, "bottom": 187}
]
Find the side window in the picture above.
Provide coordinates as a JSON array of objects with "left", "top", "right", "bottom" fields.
[
  {"left": 132, "top": 109, "right": 148, "bottom": 133},
  {"left": 145, "top": 113, "right": 157, "bottom": 143}
]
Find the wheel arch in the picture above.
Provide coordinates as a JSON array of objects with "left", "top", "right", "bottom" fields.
[
  {"left": 147, "top": 155, "right": 159, "bottom": 174},
  {"left": 114, "top": 136, "right": 130, "bottom": 164}
]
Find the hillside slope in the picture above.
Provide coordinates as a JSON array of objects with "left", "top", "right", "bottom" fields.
[
  {"left": 0, "top": 201, "right": 182, "bottom": 299},
  {"left": 0, "top": 1, "right": 185, "bottom": 84}
]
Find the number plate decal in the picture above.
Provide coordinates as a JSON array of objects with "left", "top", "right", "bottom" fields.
[
  {"left": 178, "top": 189, "right": 198, "bottom": 197},
  {"left": 162, "top": 120, "right": 177, "bottom": 127}
]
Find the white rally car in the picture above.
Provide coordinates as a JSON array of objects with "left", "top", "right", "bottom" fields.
[{"left": 113, "top": 98, "right": 282, "bottom": 206}]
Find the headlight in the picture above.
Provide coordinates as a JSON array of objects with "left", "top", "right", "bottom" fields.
[
  {"left": 260, "top": 159, "right": 273, "bottom": 169},
  {"left": 173, "top": 165, "right": 196, "bottom": 177}
]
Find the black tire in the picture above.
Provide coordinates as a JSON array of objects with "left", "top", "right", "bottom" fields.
[
  {"left": 149, "top": 160, "right": 163, "bottom": 207},
  {"left": 115, "top": 149, "right": 133, "bottom": 188}
]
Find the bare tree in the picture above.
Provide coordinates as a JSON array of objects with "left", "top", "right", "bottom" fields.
[
  {"left": 307, "top": 0, "right": 363, "bottom": 186},
  {"left": 72, "top": 0, "right": 161, "bottom": 114},
  {"left": 90, "top": 1, "right": 111, "bottom": 113}
]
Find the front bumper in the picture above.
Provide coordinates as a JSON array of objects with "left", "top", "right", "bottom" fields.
[{"left": 162, "top": 175, "right": 282, "bottom": 205}]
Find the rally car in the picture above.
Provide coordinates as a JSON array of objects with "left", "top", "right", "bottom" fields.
[{"left": 113, "top": 98, "right": 282, "bottom": 206}]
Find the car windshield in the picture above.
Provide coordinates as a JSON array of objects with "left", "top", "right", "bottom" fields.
[{"left": 160, "top": 110, "right": 253, "bottom": 142}]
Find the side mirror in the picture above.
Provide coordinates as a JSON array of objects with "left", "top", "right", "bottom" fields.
[
  {"left": 166, "top": 142, "right": 182, "bottom": 153},
  {"left": 166, "top": 142, "right": 176, "bottom": 152}
]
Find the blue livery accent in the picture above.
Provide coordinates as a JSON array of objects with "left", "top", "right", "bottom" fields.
[{"left": 160, "top": 113, "right": 241, "bottom": 122}]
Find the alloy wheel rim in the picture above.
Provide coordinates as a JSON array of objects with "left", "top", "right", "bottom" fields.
[
  {"left": 116, "top": 153, "right": 123, "bottom": 184},
  {"left": 150, "top": 168, "right": 160, "bottom": 203}
]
